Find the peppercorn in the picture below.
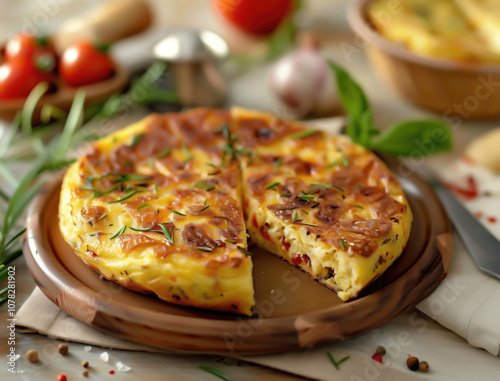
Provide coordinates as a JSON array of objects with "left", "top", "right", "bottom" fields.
[
  {"left": 375, "top": 346, "right": 386, "bottom": 356},
  {"left": 83, "top": 371, "right": 89, "bottom": 377},
  {"left": 57, "top": 344, "right": 69, "bottom": 356},
  {"left": 26, "top": 349, "right": 38, "bottom": 362},
  {"left": 419, "top": 361, "right": 429, "bottom": 373},
  {"left": 407, "top": 356, "right": 419, "bottom": 371},
  {"left": 81, "top": 360, "right": 89, "bottom": 368}
]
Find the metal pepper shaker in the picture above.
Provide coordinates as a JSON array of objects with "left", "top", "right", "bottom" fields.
[{"left": 153, "top": 29, "right": 229, "bottom": 107}]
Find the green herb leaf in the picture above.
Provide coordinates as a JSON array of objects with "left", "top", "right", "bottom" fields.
[
  {"left": 290, "top": 129, "right": 319, "bottom": 140},
  {"left": 98, "top": 213, "right": 108, "bottom": 220},
  {"left": 107, "top": 189, "right": 138, "bottom": 204},
  {"left": 170, "top": 209, "right": 186, "bottom": 216},
  {"left": 197, "top": 365, "right": 232, "bottom": 381},
  {"left": 110, "top": 225, "right": 127, "bottom": 240},
  {"left": 196, "top": 246, "right": 213, "bottom": 252},
  {"left": 266, "top": 182, "right": 280, "bottom": 190},
  {"left": 136, "top": 204, "right": 150, "bottom": 210},
  {"left": 332, "top": 185, "right": 344, "bottom": 192},
  {"left": 130, "top": 133, "right": 144, "bottom": 148},
  {"left": 309, "top": 183, "right": 330, "bottom": 188},
  {"left": 158, "top": 223, "right": 174, "bottom": 245},
  {"left": 327, "top": 352, "right": 351, "bottom": 370},
  {"left": 280, "top": 193, "right": 293, "bottom": 198},
  {"left": 339, "top": 239, "right": 346, "bottom": 250},
  {"left": 292, "top": 210, "right": 299, "bottom": 221},
  {"left": 157, "top": 147, "right": 171, "bottom": 158},
  {"left": 237, "top": 247, "right": 253, "bottom": 256},
  {"left": 193, "top": 182, "right": 215, "bottom": 191},
  {"left": 371, "top": 120, "right": 453, "bottom": 157},
  {"left": 274, "top": 158, "right": 282, "bottom": 170}
]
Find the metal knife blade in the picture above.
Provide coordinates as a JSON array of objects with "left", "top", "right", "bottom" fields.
[{"left": 421, "top": 167, "right": 500, "bottom": 280}]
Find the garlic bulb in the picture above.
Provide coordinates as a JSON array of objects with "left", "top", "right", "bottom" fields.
[{"left": 269, "top": 44, "right": 339, "bottom": 118}]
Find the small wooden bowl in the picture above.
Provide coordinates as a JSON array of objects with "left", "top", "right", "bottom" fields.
[
  {"left": 0, "top": 64, "right": 129, "bottom": 123},
  {"left": 349, "top": 0, "right": 500, "bottom": 120}
]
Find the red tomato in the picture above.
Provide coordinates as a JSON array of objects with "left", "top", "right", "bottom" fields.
[
  {"left": 4, "top": 34, "right": 56, "bottom": 62},
  {"left": 0, "top": 60, "right": 49, "bottom": 99},
  {"left": 213, "top": 0, "right": 293, "bottom": 35},
  {"left": 60, "top": 41, "right": 115, "bottom": 87}
]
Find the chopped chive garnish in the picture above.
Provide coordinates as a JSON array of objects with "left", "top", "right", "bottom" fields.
[
  {"left": 197, "top": 365, "right": 231, "bottom": 381},
  {"left": 198, "top": 205, "right": 211, "bottom": 212},
  {"left": 93, "top": 184, "right": 120, "bottom": 198},
  {"left": 237, "top": 247, "right": 253, "bottom": 256},
  {"left": 279, "top": 206, "right": 298, "bottom": 210},
  {"left": 98, "top": 213, "right": 108, "bottom": 220},
  {"left": 280, "top": 193, "right": 293, "bottom": 198},
  {"left": 129, "top": 226, "right": 152, "bottom": 232},
  {"left": 341, "top": 154, "right": 349, "bottom": 168},
  {"left": 266, "top": 182, "right": 280, "bottom": 190},
  {"left": 147, "top": 157, "right": 155, "bottom": 168},
  {"left": 110, "top": 225, "right": 127, "bottom": 240},
  {"left": 327, "top": 352, "right": 350, "bottom": 370},
  {"left": 130, "top": 133, "right": 144, "bottom": 148},
  {"left": 328, "top": 159, "right": 340, "bottom": 168},
  {"left": 299, "top": 193, "right": 315, "bottom": 203},
  {"left": 196, "top": 246, "right": 213, "bottom": 252},
  {"left": 111, "top": 174, "right": 152, "bottom": 183},
  {"left": 332, "top": 184, "right": 345, "bottom": 192},
  {"left": 157, "top": 147, "right": 171, "bottom": 158},
  {"left": 339, "top": 239, "right": 346, "bottom": 250},
  {"left": 107, "top": 189, "right": 138, "bottom": 204},
  {"left": 193, "top": 182, "right": 215, "bottom": 191},
  {"left": 291, "top": 129, "right": 319, "bottom": 140},
  {"left": 274, "top": 158, "right": 282, "bottom": 170},
  {"left": 217, "top": 124, "right": 230, "bottom": 141},
  {"left": 170, "top": 209, "right": 186, "bottom": 216},
  {"left": 294, "top": 222, "right": 318, "bottom": 227},
  {"left": 158, "top": 223, "right": 174, "bottom": 245},
  {"left": 292, "top": 210, "right": 299, "bottom": 221},
  {"left": 136, "top": 204, "right": 150, "bottom": 210},
  {"left": 310, "top": 183, "right": 331, "bottom": 188},
  {"left": 225, "top": 239, "right": 236, "bottom": 244},
  {"left": 203, "top": 197, "right": 208, "bottom": 205},
  {"left": 301, "top": 209, "right": 309, "bottom": 215}
]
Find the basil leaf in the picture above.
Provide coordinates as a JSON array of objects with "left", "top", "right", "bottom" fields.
[
  {"left": 371, "top": 120, "right": 452, "bottom": 157},
  {"left": 329, "top": 61, "right": 371, "bottom": 143},
  {"left": 358, "top": 109, "right": 374, "bottom": 148}
]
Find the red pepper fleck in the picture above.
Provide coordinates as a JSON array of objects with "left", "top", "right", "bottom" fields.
[
  {"left": 57, "top": 375, "right": 67, "bottom": 381},
  {"left": 281, "top": 237, "right": 290, "bottom": 251},
  {"left": 109, "top": 370, "right": 115, "bottom": 375},
  {"left": 291, "top": 254, "right": 302, "bottom": 266},
  {"left": 443, "top": 176, "right": 479, "bottom": 200},
  {"left": 260, "top": 226, "right": 271, "bottom": 241},
  {"left": 487, "top": 216, "right": 497, "bottom": 224},
  {"left": 252, "top": 215, "right": 258, "bottom": 228},
  {"left": 371, "top": 353, "right": 383, "bottom": 364}
]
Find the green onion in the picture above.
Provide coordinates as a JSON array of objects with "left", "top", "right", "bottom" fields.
[
  {"left": 197, "top": 365, "right": 231, "bottom": 381},
  {"left": 193, "top": 182, "right": 215, "bottom": 191},
  {"left": 107, "top": 189, "right": 138, "bottom": 204},
  {"left": 157, "top": 147, "right": 171, "bottom": 158},
  {"left": 237, "top": 247, "right": 253, "bottom": 256},
  {"left": 129, "top": 133, "right": 144, "bottom": 148},
  {"left": 273, "top": 158, "right": 282, "bottom": 170},
  {"left": 196, "top": 246, "right": 213, "bottom": 252},
  {"left": 110, "top": 225, "right": 127, "bottom": 240},
  {"left": 266, "top": 182, "right": 280, "bottom": 190},
  {"left": 170, "top": 209, "right": 186, "bottom": 216},
  {"left": 327, "top": 352, "right": 350, "bottom": 370},
  {"left": 290, "top": 129, "right": 319, "bottom": 140}
]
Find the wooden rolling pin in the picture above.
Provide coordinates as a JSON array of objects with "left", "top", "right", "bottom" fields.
[{"left": 53, "top": 0, "right": 152, "bottom": 53}]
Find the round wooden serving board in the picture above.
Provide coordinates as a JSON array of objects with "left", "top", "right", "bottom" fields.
[{"left": 24, "top": 155, "right": 453, "bottom": 355}]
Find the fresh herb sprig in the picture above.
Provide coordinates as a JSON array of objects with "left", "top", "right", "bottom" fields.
[
  {"left": 329, "top": 61, "right": 452, "bottom": 156},
  {"left": 327, "top": 352, "right": 351, "bottom": 370}
]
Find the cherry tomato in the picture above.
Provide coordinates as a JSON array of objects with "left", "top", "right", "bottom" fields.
[
  {"left": 59, "top": 41, "right": 115, "bottom": 87},
  {"left": 0, "top": 60, "right": 49, "bottom": 99},
  {"left": 213, "top": 0, "right": 293, "bottom": 36},
  {"left": 4, "top": 34, "right": 56, "bottom": 62}
]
